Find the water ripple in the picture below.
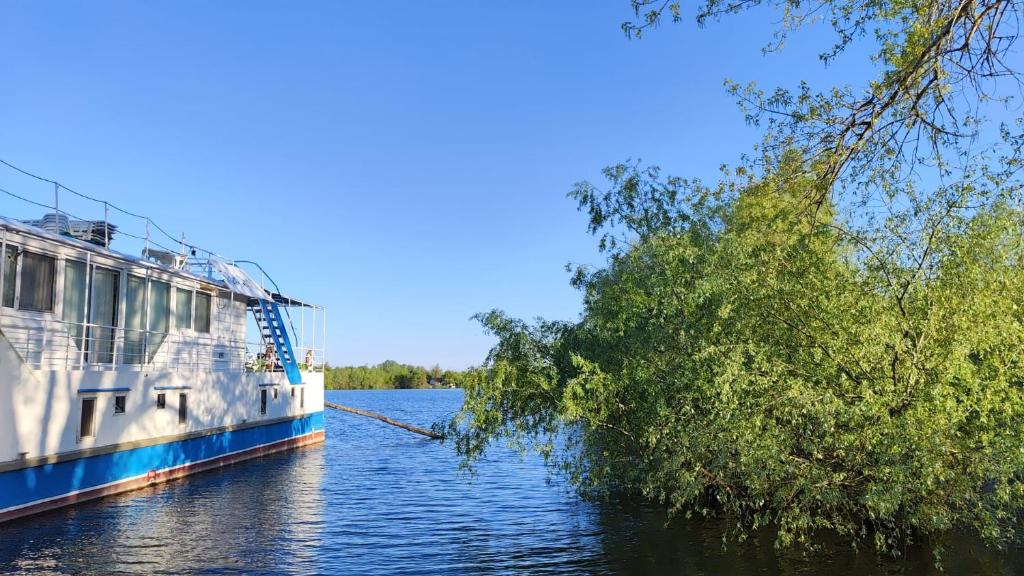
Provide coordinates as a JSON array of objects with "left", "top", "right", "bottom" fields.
[{"left": 0, "top": 389, "right": 1021, "bottom": 575}]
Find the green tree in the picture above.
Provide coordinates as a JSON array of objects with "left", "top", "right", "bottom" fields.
[
  {"left": 442, "top": 369, "right": 465, "bottom": 388},
  {"left": 446, "top": 152, "right": 1024, "bottom": 554},
  {"left": 622, "top": 0, "right": 1021, "bottom": 209},
  {"left": 444, "top": 6, "right": 1024, "bottom": 555},
  {"left": 326, "top": 361, "right": 468, "bottom": 390}
]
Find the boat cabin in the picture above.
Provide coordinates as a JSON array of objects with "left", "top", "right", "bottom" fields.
[{"left": 0, "top": 214, "right": 323, "bottom": 374}]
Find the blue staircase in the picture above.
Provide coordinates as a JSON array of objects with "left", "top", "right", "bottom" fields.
[{"left": 252, "top": 299, "right": 302, "bottom": 384}]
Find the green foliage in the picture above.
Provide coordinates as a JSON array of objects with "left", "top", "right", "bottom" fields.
[
  {"left": 325, "top": 360, "right": 466, "bottom": 390},
  {"left": 446, "top": 152, "right": 1024, "bottom": 554},
  {"left": 441, "top": 369, "right": 468, "bottom": 389},
  {"left": 445, "top": 0, "right": 1024, "bottom": 557}
]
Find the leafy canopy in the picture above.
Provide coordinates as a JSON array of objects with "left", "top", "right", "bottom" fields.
[
  {"left": 443, "top": 0, "right": 1024, "bottom": 556},
  {"left": 447, "top": 152, "right": 1024, "bottom": 553}
]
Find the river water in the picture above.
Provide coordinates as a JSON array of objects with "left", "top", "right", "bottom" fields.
[{"left": 0, "top": 389, "right": 1021, "bottom": 575}]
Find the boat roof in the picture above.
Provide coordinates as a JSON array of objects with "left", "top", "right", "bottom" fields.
[
  {"left": 0, "top": 215, "right": 318, "bottom": 307},
  {"left": 260, "top": 292, "right": 317, "bottom": 309}
]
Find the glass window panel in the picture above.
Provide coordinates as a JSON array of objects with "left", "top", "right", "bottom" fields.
[
  {"left": 174, "top": 288, "right": 193, "bottom": 330},
  {"left": 194, "top": 292, "right": 211, "bottom": 333},
  {"left": 89, "top": 267, "right": 120, "bottom": 364},
  {"left": 123, "top": 275, "right": 147, "bottom": 365},
  {"left": 19, "top": 251, "right": 55, "bottom": 312},
  {"left": 147, "top": 280, "right": 170, "bottom": 362},
  {"left": 2, "top": 246, "right": 15, "bottom": 308},
  {"left": 62, "top": 260, "right": 87, "bottom": 350}
]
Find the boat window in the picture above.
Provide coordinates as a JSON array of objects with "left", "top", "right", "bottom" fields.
[
  {"left": 300, "top": 387, "right": 305, "bottom": 409},
  {"left": 147, "top": 280, "right": 170, "bottom": 362},
  {"left": 18, "top": 250, "right": 55, "bottom": 312},
  {"left": 1, "top": 245, "right": 15, "bottom": 308},
  {"left": 124, "top": 275, "right": 147, "bottom": 364},
  {"left": 89, "top": 267, "right": 120, "bottom": 364},
  {"left": 194, "top": 292, "right": 211, "bottom": 333},
  {"left": 260, "top": 389, "right": 267, "bottom": 415},
  {"left": 178, "top": 393, "right": 187, "bottom": 425},
  {"left": 273, "top": 387, "right": 278, "bottom": 400},
  {"left": 123, "top": 276, "right": 177, "bottom": 364},
  {"left": 62, "top": 260, "right": 87, "bottom": 350},
  {"left": 174, "top": 287, "right": 193, "bottom": 330},
  {"left": 156, "top": 393, "right": 166, "bottom": 409},
  {"left": 113, "top": 395, "right": 126, "bottom": 414},
  {"left": 80, "top": 397, "right": 96, "bottom": 439}
]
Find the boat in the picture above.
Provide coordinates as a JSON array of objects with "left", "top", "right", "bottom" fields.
[{"left": 0, "top": 208, "right": 326, "bottom": 523}]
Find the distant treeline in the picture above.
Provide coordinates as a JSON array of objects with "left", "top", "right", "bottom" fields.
[{"left": 324, "top": 360, "right": 467, "bottom": 390}]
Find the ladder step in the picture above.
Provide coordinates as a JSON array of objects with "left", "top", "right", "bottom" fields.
[{"left": 254, "top": 298, "right": 302, "bottom": 385}]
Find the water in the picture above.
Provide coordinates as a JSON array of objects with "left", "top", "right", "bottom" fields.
[{"left": 1, "top": 389, "right": 1021, "bottom": 575}]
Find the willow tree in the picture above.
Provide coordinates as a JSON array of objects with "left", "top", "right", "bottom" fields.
[
  {"left": 625, "top": 0, "right": 1021, "bottom": 202},
  {"left": 444, "top": 0, "right": 1024, "bottom": 556}
]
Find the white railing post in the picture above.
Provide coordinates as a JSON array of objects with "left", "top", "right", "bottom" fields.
[
  {"left": 0, "top": 229, "right": 7, "bottom": 321},
  {"left": 143, "top": 274, "right": 151, "bottom": 366},
  {"left": 80, "top": 253, "right": 91, "bottom": 369},
  {"left": 40, "top": 328, "right": 47, "bottom": 369}
]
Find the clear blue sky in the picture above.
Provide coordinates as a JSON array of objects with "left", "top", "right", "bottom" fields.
[{"left": 0, "top": 1, "right": 872, "bottom": 369}]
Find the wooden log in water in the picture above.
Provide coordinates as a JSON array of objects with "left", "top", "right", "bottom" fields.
[{"left": 324, "top": 400, "right": 444, "bottom": 440}]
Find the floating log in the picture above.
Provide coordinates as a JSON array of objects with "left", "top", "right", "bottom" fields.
[{"left": 324, "top": 401, "right": 443, "bottom": 440}]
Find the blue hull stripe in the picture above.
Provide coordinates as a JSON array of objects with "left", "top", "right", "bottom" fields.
[{"left": 0, "top": 411, "right": 324, "bottom": 513}]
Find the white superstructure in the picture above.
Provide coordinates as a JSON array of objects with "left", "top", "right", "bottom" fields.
[{"left": 0, "top": 210, "right": 327, "bottom": 522}]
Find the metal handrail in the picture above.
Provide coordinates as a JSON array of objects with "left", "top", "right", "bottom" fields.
[
  {"left": 232, "top": 259, "right": 303, "bottom": 344},
  {"left": 0, "top": 317, "right": 325, "bottom": 373}
]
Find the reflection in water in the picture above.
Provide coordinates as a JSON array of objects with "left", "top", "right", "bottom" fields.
[
  {"left": 593, "top": 501, "right": 1022, "bottom": 576},
  {"left": 0, "top": 445, "right": 325, "bottom": 575},
  {"left": 0, "top": 389, "right": 1020, "bottom": 575}
]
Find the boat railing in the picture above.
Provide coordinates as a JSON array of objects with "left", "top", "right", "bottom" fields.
[{"left": 0, "top": 318, "right": 326, "bottom": 374}]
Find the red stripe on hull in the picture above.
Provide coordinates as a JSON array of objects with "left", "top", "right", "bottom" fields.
[{"left": 0, "top": 430, "right": 325, "bottom": 524}]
